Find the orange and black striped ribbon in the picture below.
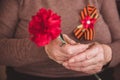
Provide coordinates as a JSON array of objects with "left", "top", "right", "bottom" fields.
[{"left": 73, "top": 5, "right": 99, "bottom": 40}]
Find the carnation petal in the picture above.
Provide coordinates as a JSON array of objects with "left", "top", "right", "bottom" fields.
[{"left": 28, "top": 8, "right": 61, "bottom": 47}]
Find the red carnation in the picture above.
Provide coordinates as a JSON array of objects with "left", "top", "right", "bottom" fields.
[{"left": 29, "top": 8, "right": 61, "bottom": 46}]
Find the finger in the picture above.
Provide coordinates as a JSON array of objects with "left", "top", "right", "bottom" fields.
[
  {"left": 53, "top": 53, "right": 70, "bottom": 61},
  {"left": 68, "top": 45, "right": 99, "bottom": 63},
  {"left": 68, "top": 53, "right": 104, "bottom": 67},
  {"left": 62, "top": 43, "right": 91, "bottom": 55},
  {"left": 69, "top": 64, "right": 102, "bottom": 74},
  {"left": 48, "top": 53, "right": 68, "bottom": 64},
  {"left": 62, "top": 34, "right": 76, "bottom": 45},
  {"left": 62, "top": 62, "right": 71, "bottom": 69},
  {"left": 80, "top": 64, "right": 102, "bottom": 74},
  {"left": 45, "top": 47, "right": 71, "bottom": 62}
]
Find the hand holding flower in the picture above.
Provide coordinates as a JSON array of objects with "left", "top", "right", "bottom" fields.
[{"left": 45, "top": 34, "right": 90, "bottom": 64}]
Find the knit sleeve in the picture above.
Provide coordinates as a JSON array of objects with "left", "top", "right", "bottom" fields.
[
  {"left": 100, "top": 0, "right": 120, "bottom": 67},
  {"left": 0, "top": 0, "right": 42, "bottom": 67}
]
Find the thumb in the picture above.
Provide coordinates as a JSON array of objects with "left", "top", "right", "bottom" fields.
[
  {"left": 62, "top": 34, "right": 76, "bottom": 45},
  {"left": 67, "top": 43, "right": 94, "bottom": 55}
]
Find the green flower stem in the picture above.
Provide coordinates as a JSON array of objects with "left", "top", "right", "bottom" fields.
[
  {"left": 94, "top": 74, "right": 102, "bottom": 80},
  {"left": 59, "top": 34, "right": 66, "bottom": 44}
]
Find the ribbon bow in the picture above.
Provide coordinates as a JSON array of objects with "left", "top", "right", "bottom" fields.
[{"left": 74, "top": 5, "right": 99, "bottom": 40}]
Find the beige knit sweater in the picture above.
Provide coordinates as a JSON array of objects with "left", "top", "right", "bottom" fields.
[{"left": 0, "top": 0, "right": 120, "bottom": 77}]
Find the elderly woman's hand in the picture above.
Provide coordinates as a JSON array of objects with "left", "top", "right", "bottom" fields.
[
  {"left": 45, "top": 34, "right": 90, "bottom": 64},
  {"left": 63, "top": 42, "right": 112, "bottom": 74}
]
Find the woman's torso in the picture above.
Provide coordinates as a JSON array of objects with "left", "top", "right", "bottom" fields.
[{"left": 14, "top": 0, "right": 112, "bottom": 77}]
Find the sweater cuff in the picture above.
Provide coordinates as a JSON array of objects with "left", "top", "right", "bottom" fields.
[{"left": 107, "top": 41, "right": 120, "bottom": 68}]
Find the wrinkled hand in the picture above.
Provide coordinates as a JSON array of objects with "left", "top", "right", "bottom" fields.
[
  {"left": 45, "top": 34, "right": 90, "bottom": 64},
  {"left": 63, "top": 42, "right": 112, "bottom": 74}
]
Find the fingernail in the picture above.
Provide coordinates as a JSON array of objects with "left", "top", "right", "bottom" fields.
[
  {"left": 69, "top": 59, "right": 75, "bottom": 63},
  {"left": 71, "top": 41, "right": 76, "bottom": 44},
  {"left": 63, "top": 62, "right": 68, "bottom": 66}
]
